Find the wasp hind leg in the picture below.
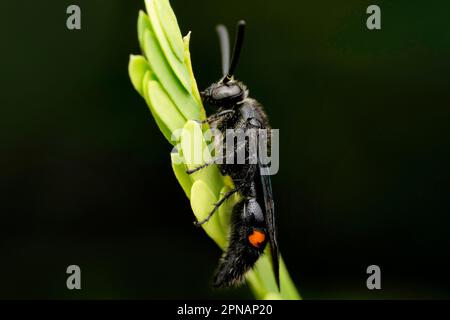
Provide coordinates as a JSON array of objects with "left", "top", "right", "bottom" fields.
[
  {"left": 193, "top": 184, "right": 243, "bottom": 226},
  {"left": 186, "top": 161, "right": 214, "bottom": 175}
]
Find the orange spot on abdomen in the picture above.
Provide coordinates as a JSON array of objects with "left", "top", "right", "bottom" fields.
[{"left": 248, "top": 230, "right": 266, "bottom": 248}]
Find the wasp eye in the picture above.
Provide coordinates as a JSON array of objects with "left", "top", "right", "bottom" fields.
[{"left": 212, "top": 84, "right": 242, "bottom": 101}]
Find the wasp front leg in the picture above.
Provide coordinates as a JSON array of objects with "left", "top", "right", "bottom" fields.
[
  {"left": 196, "top": 109, "right": 235, "bottom": 125},
  {"left": 185, "top": 159, "right": 215, "bottom": 175},
  {"left": 185, "top": 154, "right": 226, "bottom": 175}
]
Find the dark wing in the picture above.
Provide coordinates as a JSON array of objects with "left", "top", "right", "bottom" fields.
[
  {"left": 259, "top": 164, "right": 280, "bottom": 290},
  {"left": 245, "top": 106, "right": 279, "bottom": 289}
]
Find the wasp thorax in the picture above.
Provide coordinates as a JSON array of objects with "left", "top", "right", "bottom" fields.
[{"left": 201, "top": 80, "right": 248, "bottom": 108}]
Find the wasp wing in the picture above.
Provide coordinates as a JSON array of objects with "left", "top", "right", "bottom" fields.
[{"left": 258, "top": 164, "right": 280, "bottom": 289}]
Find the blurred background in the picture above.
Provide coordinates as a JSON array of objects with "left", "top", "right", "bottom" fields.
[{"left": 0, "top": 0, "right": 449, "bottom": 299}]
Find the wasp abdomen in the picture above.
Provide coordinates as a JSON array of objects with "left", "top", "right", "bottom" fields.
[{"left": 212, "top": 196, "right": 267, "bottom": 288}]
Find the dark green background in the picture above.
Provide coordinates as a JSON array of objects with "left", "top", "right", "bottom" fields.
[{"left": 0, "top": 0, "right": 449, "bottom": 299}]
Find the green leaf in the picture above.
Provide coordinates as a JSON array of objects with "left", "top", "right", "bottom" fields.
[
  {"left": 170, "top": 151, "right": 193, "bottom": 198},
  {"left": 180, "top": 121, "right": 224, "bottom": 196},
  {"left": 147, "top": 79, "right": 186, "bottom": 137},
  {"left": 140, "top": 71, "right": 176, "bottom": 143},
  {"left": 128, "top": 54, "right": 150, "bottom": 97},
  {"left": 190, "top": 180, "right": 226, "bottom": 249},
  {"left": 153, "top": 0, "right": 185, "bottom": 62},
  {"left": 279, "top": 257, "right": 301, "bottom": 300},
  {"left": 137, "top": 10, "right": 148, "bottom": 51},
  {"left": 140, "top": 15, "right": 201, "bottom": 121},
  {"left": 183, "top": 33, "right": 204, "bottom": 108},
  {"left": 145, "top": 0, "right": 191, "bottom": 92}
]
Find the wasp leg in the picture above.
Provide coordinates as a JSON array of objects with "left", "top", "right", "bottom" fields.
[
  {"left": 185, "top": 152, "right": 227, "bottom": 174},
  {"left": 186, "top": 155, "right": 223, "bottom": 175},
  {"left": 186, "top": 161, "right": 214, "bottom": 175},
  {"left": 194, "top": 185, "right": 243, "bottom": 226},
  {"left": 194, "top": 119, "right": 209, "bottom": 125},
  {"left": 209, "top": 109, "right": 235, "bottom": 122},
  {"left": 195, "top": 109, "right": 235, "bottom": 125}
]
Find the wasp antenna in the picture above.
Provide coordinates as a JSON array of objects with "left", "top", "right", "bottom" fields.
[
  {"left": 224, "top": 20, "right": 246, "bottom": 83},
  {"left": 216, "top": 24, "right": 230, "bottom": 77}
]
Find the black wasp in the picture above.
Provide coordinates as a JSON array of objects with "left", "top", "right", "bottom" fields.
[{"left": 186, "top": 21, "right": 279, "bottom": 289}]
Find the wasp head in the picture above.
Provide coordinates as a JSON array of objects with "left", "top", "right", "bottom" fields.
[{"left": 201, "top": 79, "right": 248, "bottom": 108}]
